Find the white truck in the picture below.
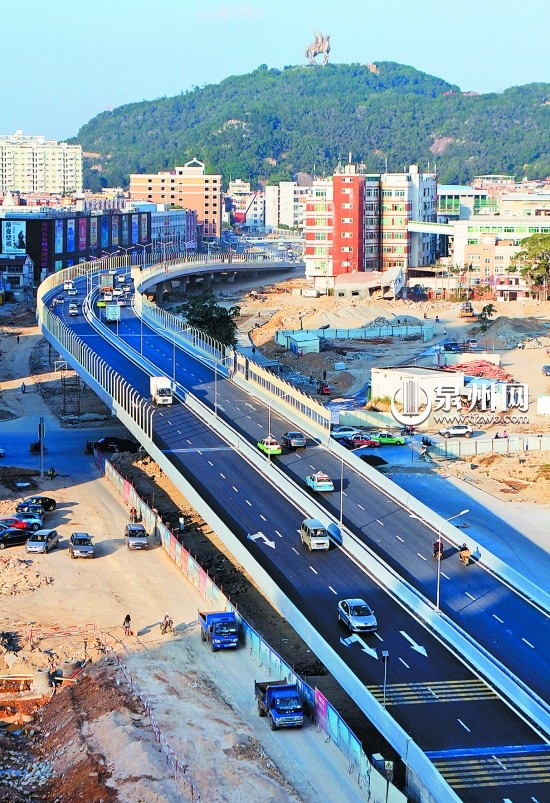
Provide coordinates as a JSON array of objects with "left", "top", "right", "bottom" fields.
[
  {"left": 150, "top": 376, "right": 173, "bottom": 406},
  {"left": 105, "top": 303, "right": 121, "bottom": 323}
]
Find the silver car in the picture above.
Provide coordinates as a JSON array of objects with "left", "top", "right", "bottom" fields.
[
  {"left": 337, "top": 598, "right": 378, "bottom": 633},
  {"left": 25, "top": 528, "right": 60, "bottom": 554}
]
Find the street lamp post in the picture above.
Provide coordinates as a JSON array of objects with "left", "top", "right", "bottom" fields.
[
  {"left": 435, "top": 508, "right": 469, "bottom": 612},
  {"left": 135, "top": 242, "right": 151, "bottom": 270},
  {"left": 160, "top": 241, "right": 173, "bottom": 274}
]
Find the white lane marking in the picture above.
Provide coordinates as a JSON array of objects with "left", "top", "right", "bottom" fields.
[
  {"left": 441, "top": 572, "right": 450, "bottom": 580},
  {"left": 208, "top": 461, "right": 213, "bottom": 467},
  {"left": 492, "top": 614, "right": 504, "bottom": 623},
  {"left": 343, "top": 491, "right": 348, "bottom": 497},
  {"left": 376, "top": 519, "right": 384, "bottom": 526},
  {"left": 176, "top": 430, "right": 182, "bottom": 435},
  {"left": 374, "top": 632, "right": 383, "bottom": 642},
  {"left": 328, "top": 586, "right": 338, "bottom": 595},
  {"left": 310, "top": 566, "right": 318, "bottom": 575},
  {"left": 395, "top": 535, "right": 405, "bottom": 543},
  {"left": 246, "top": 415, "right": 252, "bottom": 419},
  {"left": 219, "top": 473, "right": 226, "bottom": 479},
  {"left": 186, "top": 439, "right": 192, "bottom": 444},
  {"left": 399, "top": 658, "right": 410, "bottom": 669},
  {"left": 291, "top": 547, "right": 300, "bottom": 555},
  {"left": 457, "top": 719, "right": 471, "bottom": 733},
  {"left": 309, "top": 465, "right": 316, "bottom": 470},
  {"left": 491, "top": 755, "right": 508, "bottom": 770},
  {"left": 260, "top": 514, "right": 267, "bottom": 522},
  {"left": 357, "top": 504, "right": 365, "bottom": 510},
  {"left": 197, "top": 450, "right": 203, "bottom": 456},
  {"left": 232, "top": 486, "right": 239, "bottom": 493},
  {"left": 465, "top": 592, "right": 476, "bottom": 601},
  {"left": 235, "top": 407, "right": 241, "bottom": 411},
  {"left": 418, "top": 553, "right": 427, "bottom": 561},
  {"left": 246, "top": 500, "right": 252, "bottom": 507},
  {"left": 257, "top": 423, "right": 263, "bottom": 428},
  {"left": 275, "top": 530, "right": 283, "bottom": 538},
  {"left": 522, "top": 638, "right": 535, "bottom": 649}
]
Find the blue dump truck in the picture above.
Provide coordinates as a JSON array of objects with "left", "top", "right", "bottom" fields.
[
  {"left": 198, "top": 610, "right": 240, "bottom": 651},
  {"left": 254, "top": 680, "right": 304, "bottom": 731}
]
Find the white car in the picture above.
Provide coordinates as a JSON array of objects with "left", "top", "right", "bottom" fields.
[
  {"left": 438, "top": 424, "right": 473, "bottom": 439},
  {"left": 337, "top": 598, "right": 377, "bottom": 633},
  {"left": 68, "top": 303, "right": 79, "bottom": 316}
]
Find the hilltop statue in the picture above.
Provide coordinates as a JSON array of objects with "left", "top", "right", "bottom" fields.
[{"left": 305, "top": 33, "right": 330, "bottom": 65}]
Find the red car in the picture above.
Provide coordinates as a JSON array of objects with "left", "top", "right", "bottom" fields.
[
  {"left": 342, "top": 435, "right": 380, "bottom": 449},
  {"left": 0, "top": 517, "right": 31, "bottom": 530}
]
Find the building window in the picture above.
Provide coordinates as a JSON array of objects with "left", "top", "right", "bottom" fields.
[
  {"left": 341, "top": 232, "right": 353, "bottom": 238},
  {"left": 341, "top": 246, "right": 353, "bottom": 252},
  {"left": 341, "top": 188, "right": 352, "bottom": 195},
  {"left": 341, "top": 217, "right": 353, "bottom": 223}
]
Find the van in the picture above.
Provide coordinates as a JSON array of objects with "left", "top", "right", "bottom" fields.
[
  {"left": 300, "top": 518, "right": 330, "bottom": 551},
  {"left": 63, "top": 280, "right": 74, "bottom": 291}
]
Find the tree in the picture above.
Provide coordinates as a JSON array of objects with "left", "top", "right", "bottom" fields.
[
  {"left": 510, "top": 233, "right": 550, "bottom": 300},
  {"left": 478, "top": 303, "right": 496, "bottom": 332},
  {"left": 175, "top": 289, "right": 240, "bottom": 347}
]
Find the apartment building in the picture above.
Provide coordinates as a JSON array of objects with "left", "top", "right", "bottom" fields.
[
  {"left": 225, "top": 180, "right": 265, "bottom": 232},
  {"left": 450, "top": 216, "right": 550, "bottom": 291},
  {"left": 303, "top": 179, "right": 333, "bottom": 282},
  {"left": 129, "top": 159, "right": 221, "bottom": 239},
  {"left": 0, "top": 130, "right": 82, "bottom": 195},
  {"left": 265, "top": 181, "right": 311, "bottom": 230},
  {"left": 304, "top": 164, "right": 436, "bottom": 288}
]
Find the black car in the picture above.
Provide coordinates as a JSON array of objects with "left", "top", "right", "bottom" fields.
[
  {"left": 93, "top": 437, "right": 140, "bottom": 454},
  {"left": 0, "top": 528, "right": 29, "bottom": 549},
  {"left": 17, "top": 495, "right": 56, "bottom": 512},
  {"left": 15, "top": 502, "right": 46, "bottom": 517}
]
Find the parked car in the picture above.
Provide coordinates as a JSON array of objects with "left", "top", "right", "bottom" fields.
[
  {"left": 0, "top": 517, "right": 32, "bottom": 531},
  {"left": 93, "top": 437, "right": 140, "bottom": 454},
  {"left": 25, "top": 529, "right": 60, "bottom": 554},
  {"left": 330, "top": 426, "right": 362, "bottom": 441},
  {"left": 68, "top": 532, "right": 95, "bottom": 559},
  {"left": 14, "top": 512, "right": 44, "bottom": 531},
  {"left": 0, "top": 528, "right": 29, "bottom": 549},
  {"left": 14, "top": 502, "right": 45, "bottom": 517},
  {"left": 17, "top": 496, "right": 56, "bottom": 512},
  {"left": 337, "top": 598, "right": 378, "bottom": 633},
  {"left": 438, "top": 424, "right": 473, "bottom": 439},
  {"left": 281, "top": 431, "right": 307, "bottom": 449},
  {"left": 542, "top": 365, "right": 550, "bottom": 376},
  {"left": 370, "top": 431, "right": 406, "bottom": 446},
  {"left": 257, "top": 437, "right": 282, "bottom": 456},
  {"left": 341, "top": 435, "right": 380, "bottom": 450},
  {"left": 443, "top": 342, "right": 462, "bottom": 353},
  {"left": 305, "top": 471, "right": 335, "bottom": 493}
]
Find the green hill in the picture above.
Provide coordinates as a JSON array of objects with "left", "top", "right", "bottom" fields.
[{"left": 72, "top": 62, "right": 550, "bottom": 190}]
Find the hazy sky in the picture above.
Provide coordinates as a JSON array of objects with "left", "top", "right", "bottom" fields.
[{"left": 4, "top": 0, "right": 549, "bottom": 141}]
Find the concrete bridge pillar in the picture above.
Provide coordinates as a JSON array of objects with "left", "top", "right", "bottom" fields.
[{"left": 227, "top": 272, "right": 237, "bottom": 284}]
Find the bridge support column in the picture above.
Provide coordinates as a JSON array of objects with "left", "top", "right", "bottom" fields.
[
  {"left": 155, "top": 281, "right": 167, "bottom": 304},
  {"left": 227, "top": 272, "right": 237, "bottom": 284}
]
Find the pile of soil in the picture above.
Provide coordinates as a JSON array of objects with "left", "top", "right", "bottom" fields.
[
  {"left": 0, "top": 557, "right": 53, "bottom": 598},
  {"left": 439, "top": 451, "right": 550, "bottom": 502}
]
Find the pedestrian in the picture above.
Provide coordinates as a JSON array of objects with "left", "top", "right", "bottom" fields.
[
  {"left": 21, "top": 382, "right": 26, "bottom": 394},
  {"left": 252, "top": 346, "right": 256, "bottom": 356},
  {"left": 123, "top": 614, "right": 131, "bottom": 636},
  {"left": 16, "top": 335, "right": 20, "bottom": 344},
  {"left": 323, "top": 369, "right": 327, "bottom": 381}
]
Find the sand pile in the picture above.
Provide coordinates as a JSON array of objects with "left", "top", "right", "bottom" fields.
[
  {"left": 0, "top": 557, "right": 53, "bottom": 597},
  {"left": 480, "top": 316, "right": 550, "bottom": 347}
]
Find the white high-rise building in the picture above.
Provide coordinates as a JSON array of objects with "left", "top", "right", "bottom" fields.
[
  {"left": 265, "top": 181, "right": 311, "bottom": 230},
  {"left": 0, "top": 130, "right": 82, "bottom": 194}
]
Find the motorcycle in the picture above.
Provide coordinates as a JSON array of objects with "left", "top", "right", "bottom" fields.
[
  {"left": 432, "top": 542, "right": 443, "bottom": 560},
  {"left": 29, "top": 441, "right": 48, "bottom": 455},
  {"left": 459, "top": 545, "right": 471, "bottom": 566},
  {"left": 160, "top": 618, "right": 177, "bottom": 636}
]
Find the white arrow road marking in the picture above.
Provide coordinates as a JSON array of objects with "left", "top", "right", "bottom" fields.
[
  {"left": 340, "top": 633, "right": 379, "bottom": 660},
  {"left": 247, "top": 531, "right": 275, "bottom": 549},
  {"left": 400, "top": 631, "right": 428, "bottom": 657}
]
